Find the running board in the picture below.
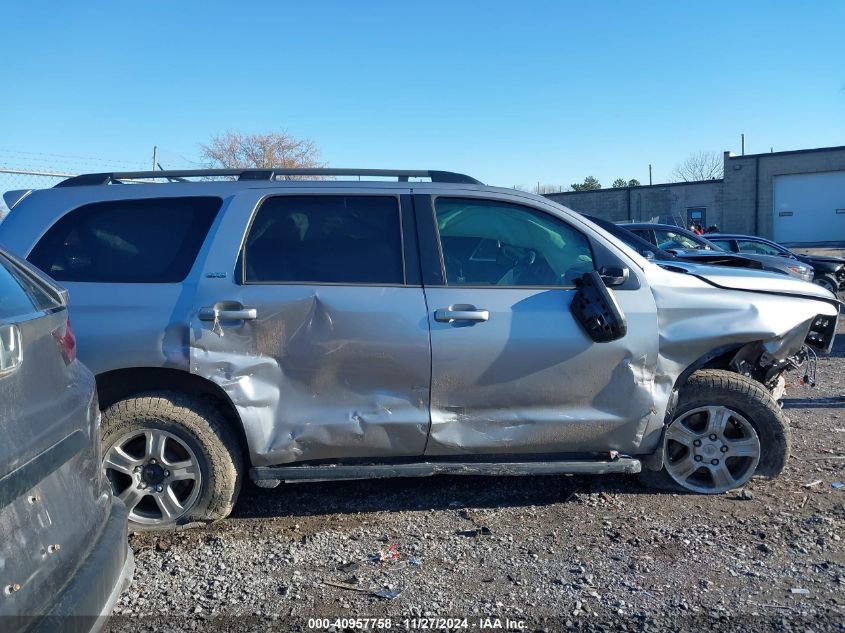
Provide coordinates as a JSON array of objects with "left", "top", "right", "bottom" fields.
[{"left": 250, "top": 458, "right": 641, "bottom": 487}]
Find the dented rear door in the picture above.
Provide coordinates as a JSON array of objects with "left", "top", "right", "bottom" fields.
[
  {"left": 417, "top": 193, "right": 663, "bottom": 456},
  {"left": 190, "top": 188, "right": 431, "bottom": 466}
]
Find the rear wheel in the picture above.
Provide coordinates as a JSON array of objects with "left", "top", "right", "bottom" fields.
[
  {"left": 102, "top": 391, "right": 243, "bottom": 529},
  {"left": 642, "top": 369, "right": 790, "bottom": 494}
]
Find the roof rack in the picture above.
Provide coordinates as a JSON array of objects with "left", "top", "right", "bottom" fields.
[{"left": 54, "top": 168, "right": 483, "bottom": 188}]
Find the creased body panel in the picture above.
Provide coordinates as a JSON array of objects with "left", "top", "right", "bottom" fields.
[
  {"left": 648, "top": 265, "right": 838, "bottom": 374},
  {"left": 191, "top": 285, "right": 431, "bottom": 466},
  {"left": 424, "top": 285, "right": 663, "bottom": 456}
]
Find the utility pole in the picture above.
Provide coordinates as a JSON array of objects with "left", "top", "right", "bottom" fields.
[
  {"left": 648, "top": 164, "right": 653, "bottom": 186},
  {"left": 741, "top": 133, "right": 745, "bottom": 156},
  {"left": 152, "top": 146, "right": 157, "bottom": 172}
]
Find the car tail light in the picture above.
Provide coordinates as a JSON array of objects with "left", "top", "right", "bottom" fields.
[{"left": 53, "top": 318, "right": 77, "bottom": 364}]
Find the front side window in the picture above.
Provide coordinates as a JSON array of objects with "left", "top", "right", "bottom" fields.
[
  {"left": 654, "top": 229, "right": 705, "bottom": 250},
  {"left": 28, "top": 197, "right": 221, "bottom": 283},
  {"left": 736, "top": 240, "right": 782, "bottom": 256},
  {"left": 434, "top": 197, "right": 593, "bottom": 287},
  {"left": 243, "top": 196, "right": 404, "bottom": 284}
]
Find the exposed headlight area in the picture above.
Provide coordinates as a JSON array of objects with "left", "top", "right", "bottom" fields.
[
  {"left": 787, "top": 264, "right": 813, "bottom": 281},
  {"left": 806, "top": 314, "right": 837, "bottom": 352}
]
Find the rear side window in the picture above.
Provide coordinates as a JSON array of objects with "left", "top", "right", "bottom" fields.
[
  {"left": 28, "top": 197, "right": 221, "bottom": 283},
  {"left": 243, "top": 196, "right": 404, "bottom": 284}
]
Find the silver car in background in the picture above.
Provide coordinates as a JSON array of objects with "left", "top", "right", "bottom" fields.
[
  {"left": 0, "top": 169, "right": 839, "bottom": 530},
  {"left": 0, "top": 249, "right": 132, "bottom": 632}
]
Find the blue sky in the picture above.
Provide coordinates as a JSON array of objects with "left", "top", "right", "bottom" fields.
[{"left": 1, "top": 1, "right": 843, "bottom": 189}]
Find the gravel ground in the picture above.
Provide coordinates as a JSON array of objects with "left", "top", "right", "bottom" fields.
[{"left": 109, "top": 328, "right": 845, "bottom": 632}]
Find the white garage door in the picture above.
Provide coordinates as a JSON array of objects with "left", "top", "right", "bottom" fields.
[{"left": 773, "top": 171, "right": 845, "bottom": 244}]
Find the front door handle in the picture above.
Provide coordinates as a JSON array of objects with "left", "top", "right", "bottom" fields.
[
  {"left": 434, "top": 305, "right": 489, "bottom": 323},
  {"left": 198, "top": 305, "right": 258, "bottom": 322}
]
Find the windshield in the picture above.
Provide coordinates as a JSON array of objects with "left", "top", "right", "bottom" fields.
[{"left": 654, "top": 227, "right": 722, "bottom": 251}]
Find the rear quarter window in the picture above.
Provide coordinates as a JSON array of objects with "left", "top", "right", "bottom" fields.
[
  {"left": 0, "top": 254, "right": 60, "bottom": 319},
  {"left": 28, "top": 197, "right": 221, "bottom": 283}
]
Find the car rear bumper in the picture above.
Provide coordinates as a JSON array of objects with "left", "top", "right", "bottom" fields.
[{"left": 29, "top": 500, "right": 133, "bottom": 633}]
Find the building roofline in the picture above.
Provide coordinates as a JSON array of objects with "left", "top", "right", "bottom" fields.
[
  {"left": 728, "top": 144, "right": 845, "bottom": 160},
  {"left": 544, "top": 178, "right": 723, "bottom": 197}
]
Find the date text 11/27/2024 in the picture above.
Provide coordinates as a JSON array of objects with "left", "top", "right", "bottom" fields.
[{"left": 307, "top": 617, "right": 527, "bottom": 630}]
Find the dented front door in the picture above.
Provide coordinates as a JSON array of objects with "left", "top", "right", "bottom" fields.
[
  {"left": 190, "top": 189, "right": 431, "bottom": 466},
  {"left": 420, "top": 194, "right": 662, "bottom": 456}
]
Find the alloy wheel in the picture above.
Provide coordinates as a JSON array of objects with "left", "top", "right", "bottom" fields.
[
  {"left": 104, "top": 429, "right": 202, "bottom": 525},
  {"left": 664, "top": 405, "right": 760, "bottom": 493}
]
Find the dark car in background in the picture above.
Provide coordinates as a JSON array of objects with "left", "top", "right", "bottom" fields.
[
  {"left": 621, "top": 223, "right": 814, "bottom": 282},
  {"left": 0, "top": 248, "right": 132, "bottom": 632},
  {"left": 708, "top": 234, "right": 845, "bottom": 294},
  {"left": 585, "top": 216, "right": 769, "bottom": 272}
]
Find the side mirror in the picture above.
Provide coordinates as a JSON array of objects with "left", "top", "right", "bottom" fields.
[
  {"left": 571, "top": 271, "right": 627, "bottom": 343},
  {"left": 599, "top": 265, "right": 629, "bottom": 287},
  {"left": 641, "top": 250, "right": 656, "bottom": 261}
]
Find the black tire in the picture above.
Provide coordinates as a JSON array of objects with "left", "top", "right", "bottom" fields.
[
  {"left": 813, "top": 274, "right": 840, "bottom": 295},
  {"left": 101, "top": 391, "right": 243, "bottom": 529},
  {"left": 639, "top": 369, "right": 790, "bottom": 493}
]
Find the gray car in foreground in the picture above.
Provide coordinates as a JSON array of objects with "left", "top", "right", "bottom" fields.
[
  {"left": 0, "top": 169, "right": 840, "bottom": 529},
  {"left": 0, "top": 249, "right": 133, "bottom": 631}
]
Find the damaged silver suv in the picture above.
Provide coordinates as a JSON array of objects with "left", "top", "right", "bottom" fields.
[{"left": 0, "top": 168, "right": 839, "bottom": 528}]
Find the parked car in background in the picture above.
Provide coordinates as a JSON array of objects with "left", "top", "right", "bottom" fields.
[
  {"left": 587, "top": 216, "right": 769, "bottom": 272},
  {"left": 707, "top": 234, "right": 845, "bottom": 294},
  {"left": 0, "top": 248, "right": 132, "bottom": 632},
  {"left": 622, "top": 223, "right": 814, "bottom": 282},
  {"left": 0, "top": 169, "right": 839, "bottom": 528}
]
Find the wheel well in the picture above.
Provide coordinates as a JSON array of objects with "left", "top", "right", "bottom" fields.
[
  {"left": 96, "top": 367, "right": 249, "bottom": 459},
  {"left": 673, "top": 344, "right": 744, "bottom": 393}
]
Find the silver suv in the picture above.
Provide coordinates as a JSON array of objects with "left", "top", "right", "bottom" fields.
[{"left": 0, "top": 168, "right": 839, "bottom": 529}]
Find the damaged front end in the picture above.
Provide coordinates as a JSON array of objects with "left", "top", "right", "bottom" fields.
[
  {"left": 728, "top": 314, "right": 836, "bottom": 400},
  {"left": 728, "top": 312, "right": 837, "bottom": 398},
  {"left": 649, "top": 261, "right": 841, "bottom": 402}
]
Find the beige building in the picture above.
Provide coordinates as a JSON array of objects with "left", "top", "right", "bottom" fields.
[{"left": 545, "top": 145, "right": 845, "bottom": 245}]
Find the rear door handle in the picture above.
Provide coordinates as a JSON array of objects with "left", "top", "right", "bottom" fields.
[
  {"left": 434, "top": 305, "right": 489, "bottom": 323},
  {"left": 198, "top": 306, "right": 258, "bottom": 322}
]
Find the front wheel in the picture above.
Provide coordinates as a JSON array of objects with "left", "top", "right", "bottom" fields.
[
  {"left": 101, "top": 391, "right": 243, "bottom": 529},
  {"left": 813, "top": 274, "right": 839, "bottom": 295},
  {"left": 643, "top": 369, "right": 790, "bottom": 494}
]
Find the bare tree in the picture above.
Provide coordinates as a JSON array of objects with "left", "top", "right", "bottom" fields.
[
  {"left": 200, "top": 130, "right": 323, "bottom": 172},
  {"left": 671, "top": 151, "right": 723, "bottom": 182}
]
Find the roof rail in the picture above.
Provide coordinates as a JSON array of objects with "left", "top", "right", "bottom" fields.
[{"left": 54, "top": 168, "right": 483, "bottom": 187}]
